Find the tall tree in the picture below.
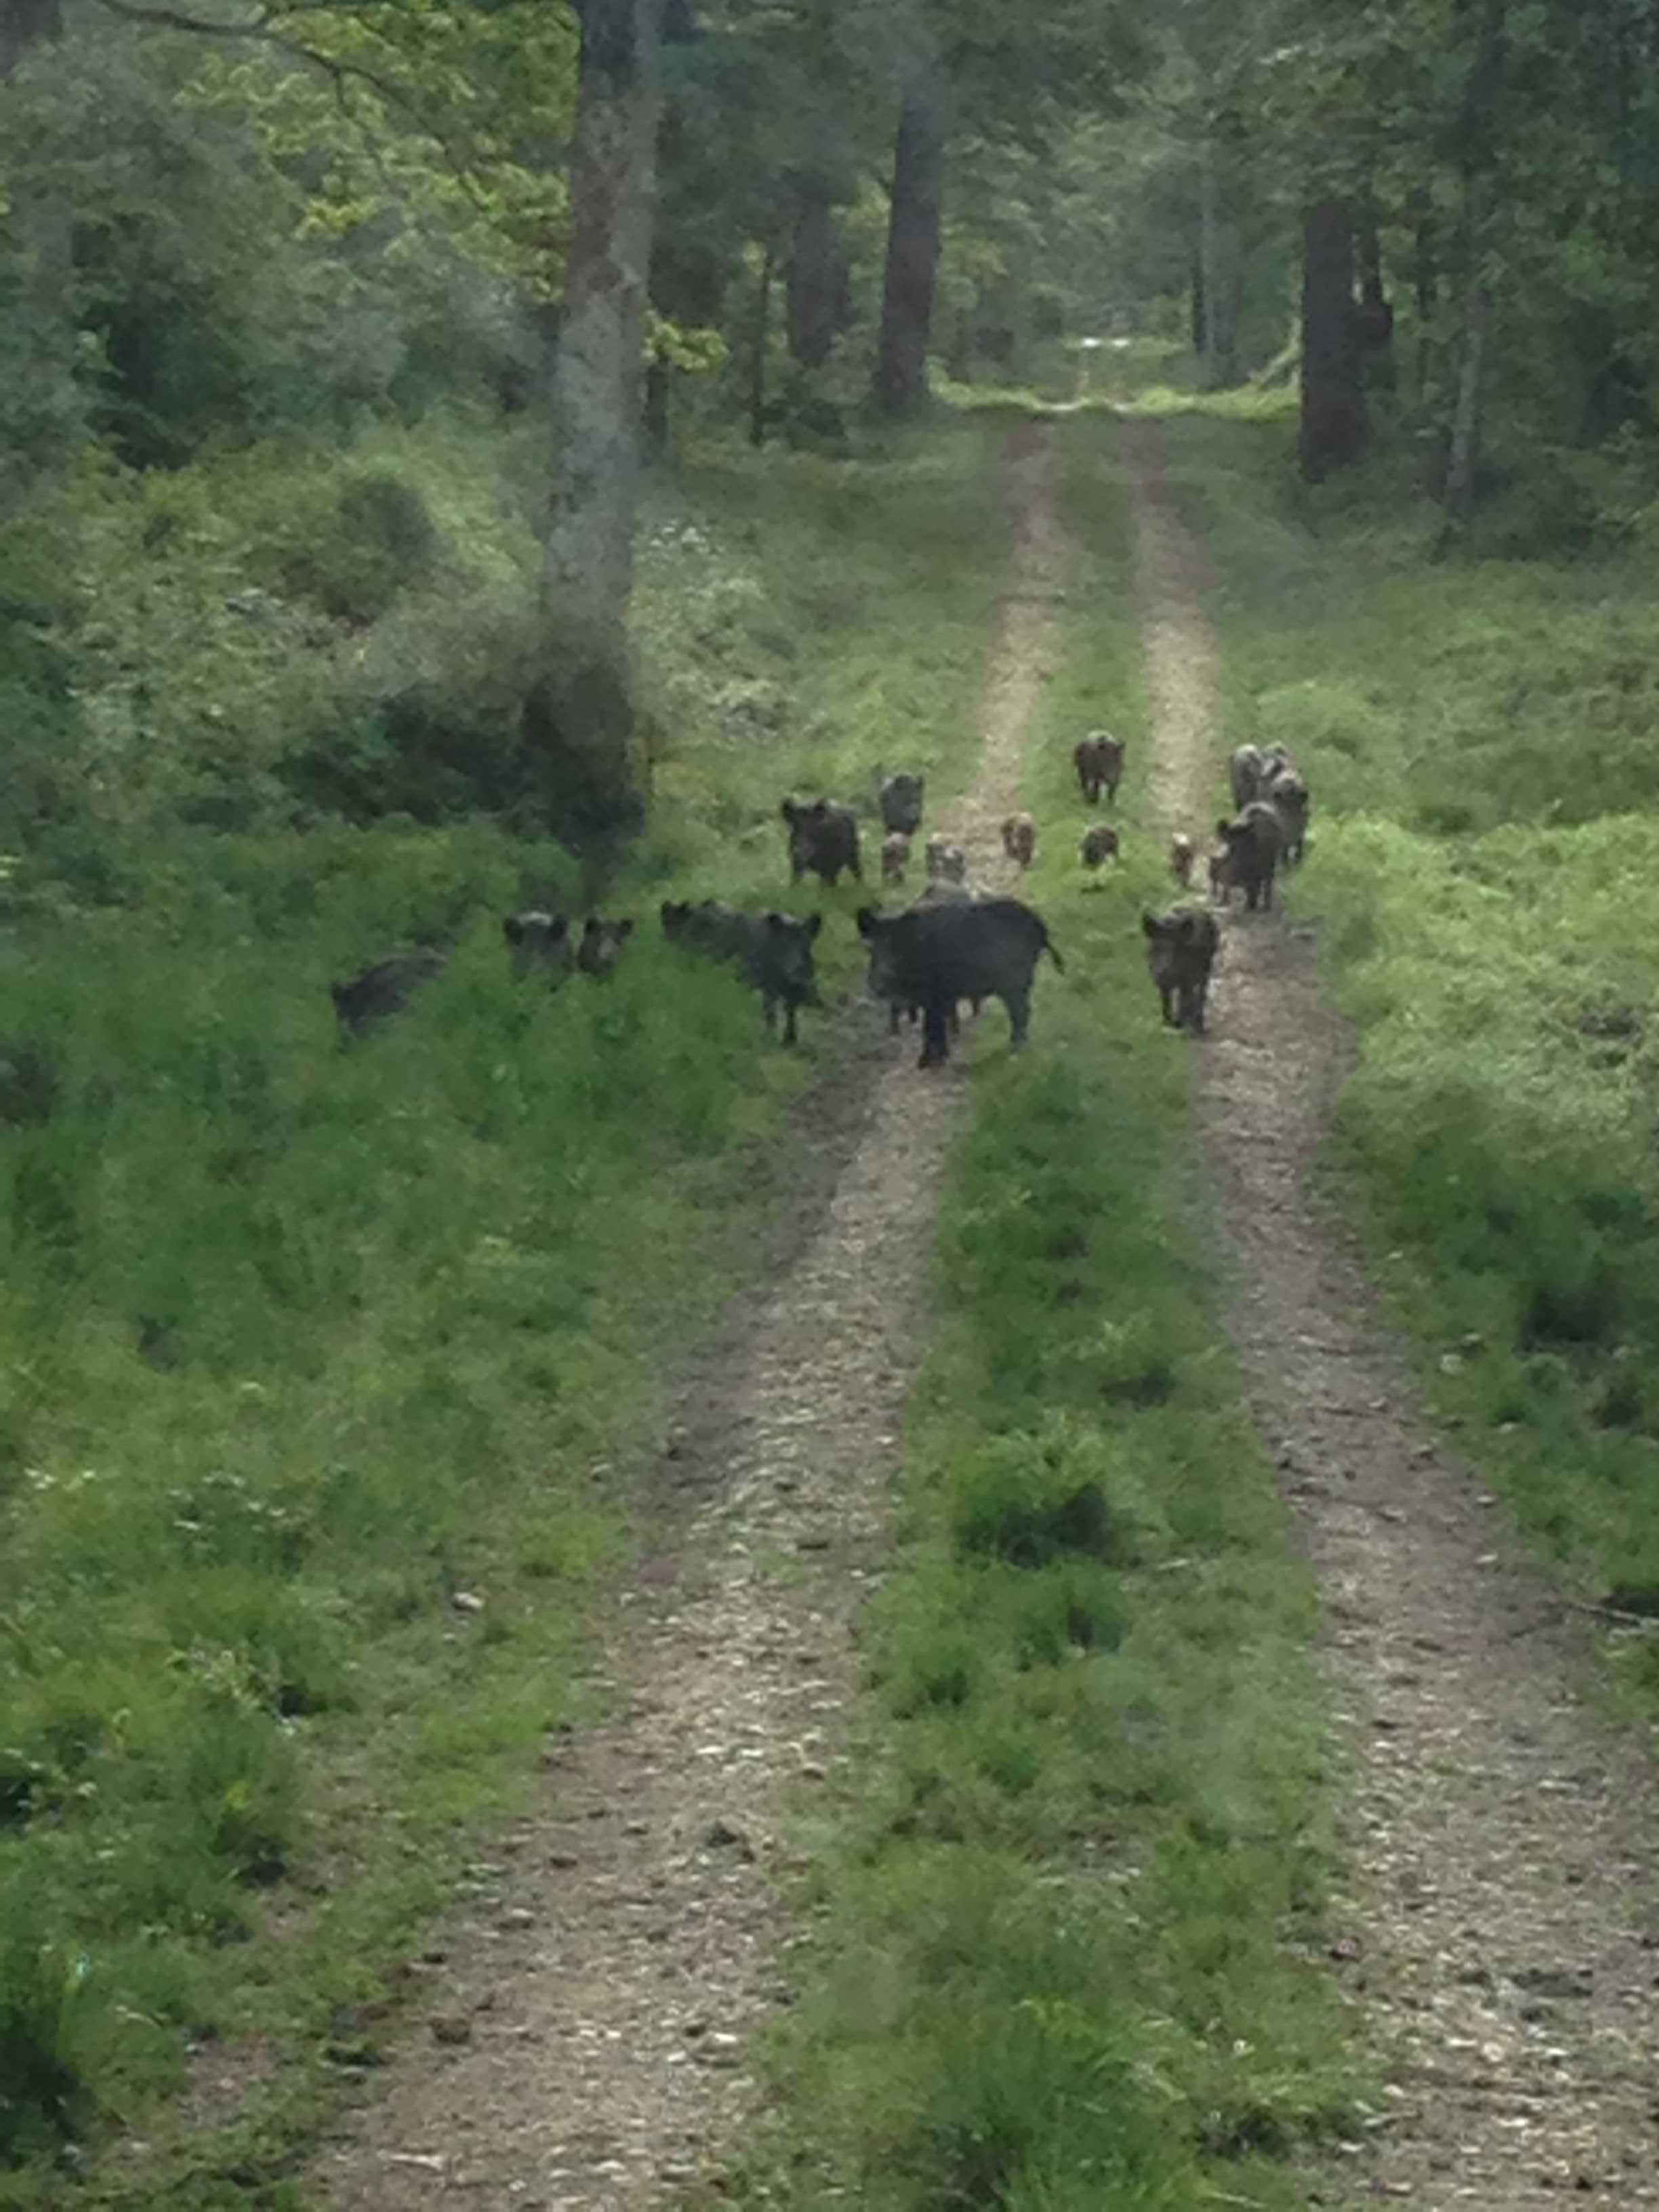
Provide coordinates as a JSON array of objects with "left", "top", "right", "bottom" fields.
[
  {"left": 873, "top": 75, "right": 947, "bottom": 414},
  {"left": 1298, "top": 196, "right": 1364, "bottom": 480},
  {"left": 535, "top": 0, "right": 668, "bottom": 845}
]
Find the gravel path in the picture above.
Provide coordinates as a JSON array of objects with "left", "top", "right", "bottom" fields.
[
  {"left": 310, "top": 423, "right": 1073, "bottom": 2211},
  {"left": 1122, "top": 413, "right": 1659, "bottom": 2210}
]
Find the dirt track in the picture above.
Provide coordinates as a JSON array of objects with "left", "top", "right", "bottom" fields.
[
  {"left": 1124, "top": 413, "right": 1659, "bottom": 2210},
  {"left": 310, "top": 426, "right": 1072, "bottom": 2209}
]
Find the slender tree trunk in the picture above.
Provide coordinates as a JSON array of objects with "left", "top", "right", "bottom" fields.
[
  {"left": 1, "top": 0, "right": 69, "bottom": 346},
  {"left": 643, "top": 351, "right": 670, "bottom": 456},
  {"left": 1196, "top": 130, "right": 1240, "bottom": 388},
  {"left": 1356, "top": 201, "right": 1395, "bottom": 390},
  {"left": 1190, "top": 245, "right": 1206, "bottom": 357},
  {"left": 786, "top": 179, "right": 846, "bottom": 373},
  {"left": 1439, "top": 278, "right": 1491, "bottom": 537},
  {"left": 747, "top": 243, "right": 773, "bottom": 448},
  {"left": 874, "top": 81, "right": 946, "bottom": 417},
  {"left": 1410, "top": 186, "right": 1437, "bottom": 399},
  {"left": 1298, "top": 198, "right": 1366, "bottom": 482},
  {"left": 537, "top": 0, "right": 665, "bottom": 848}
]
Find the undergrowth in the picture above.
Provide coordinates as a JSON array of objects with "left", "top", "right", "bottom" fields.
[
  {"left": 1164, "top": 408, "right": 1659, "bottom": 1665},
  {"left": 734, "top": 417, "right": 1357, "bottom": 2210},
  {"left": 0, "top": 417, "right": 1009, "bottom": 2200}
]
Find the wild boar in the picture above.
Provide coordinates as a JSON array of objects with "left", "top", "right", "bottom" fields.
[
  {"left": 503, "top": 910, "right": 572, "bottom": 981},
  {"left": 1229, "top": 743, "right": 1267, "bottom": 811},
  {"left": 856, "top": 895, "right": 1063, "bottom": 1068},
  {"left": 1263, "top": 766, "right": 1309, "bottom": 866},
  {"left": 938, "top": 844, "right": 968, "bottom": 884},
  {"left": 781, "top": 796, "right": 862, "bottom": 888},
  {"left": 1206, "top": 844, "right": 1230, "bottom": 904},
  {"left": 924, "top": 833, "right": 949, "bottom": 880},
  {"left": 1080, "top": 823, "right": 1120, "bottom": 874},
  {"left": 878, "top": 771, "right": 926, "bottom": 837},
  {"left": 1073, "top": 729, "right": 1126, "bottom": 806},
  {"left": 577, "top": 916, "right": 636, "bottom": 979},
  {"left": 660, "top": 900, "right": 823, "bottom": 1044},
  {"left": 1170, "top": 832, "right": 1196, "bottom": 888},
  {"left": 1001, "top": 813, "right": 1037, "bottom": 868},
  {"left": 881, "top": 832, "right": 912, "bottom": 886},
  {"left": 331, "top": 947, "right": 447, "bottom": 1039},
  {"left": 1142, "top": 907, "right": 1221, "bottom": 1033},
  {"left": 1216, "top": 800, "right": 1285, "bottom": 912}
]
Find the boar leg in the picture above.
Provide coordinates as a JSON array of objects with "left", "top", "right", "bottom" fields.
[{"left": 918, "top": 997, "right": 953, "bottom": 1068}]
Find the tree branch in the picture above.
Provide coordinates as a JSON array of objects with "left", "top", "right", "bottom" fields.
[{"left": 91, "top": 0, "right": 433, "bottom": 129}]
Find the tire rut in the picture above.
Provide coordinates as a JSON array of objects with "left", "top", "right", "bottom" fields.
[
  {"left": 310, "top": 422, "right": 1073, "bottom": 2211},
  {"left": 1122, "top": 412, "right": 1659, "bottom": 2209}
]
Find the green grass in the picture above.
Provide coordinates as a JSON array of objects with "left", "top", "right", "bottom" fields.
[
  {"left": 0, "top": 417, "right": 1015, "bottom": 2200},
  {"left": 731, "top": 414, "right": 1358, "bottom": 2211},
  {"left": 1160, "top": 407, "right": 1659, "bottom": 1658}
]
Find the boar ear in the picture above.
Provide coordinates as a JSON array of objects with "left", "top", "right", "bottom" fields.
[
  {"left": 1141, "top": 912, "right": 1160, "bottom": 939},
  {"left": 503, "top": 915, "right": 523, "bottom": 944},
  {"left": 1216, "top": 817, "right": 1231, "bottom": 836},
  {"left": 805, "top": 913, "right": 823, "bottom": 940},
  {"left": 582, "top": 915, "right": 600, "bottom": 935},
  {"left": 780, "top": 798, "right": 797, "bottom": 823},
  {"left": 550, "top": 913, "right": 569, "bottom": 937},
  {"left": 855, "top": 907, "right": 878, "bottom": 939},
  {"left": 617, "top": 918, "right": 635, "bottom": 939}
]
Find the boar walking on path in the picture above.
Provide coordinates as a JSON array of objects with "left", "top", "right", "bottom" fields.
[
  {"left": 1080, "top": 824, "right": 1120, "bottom": 877},
  {"left": 1143, "top": 907, "right": 1221, "bottom": 1033},
  {"left": 1001, "top": 813, "right": 1038, "bottom": 869},
  {"left": 1216, "top": 801, "right": 1285, "bottom": 912},
  {"left": 781, "top": 797, "right": 862, "bottom": 888},
  {"left": 1264, "top": 766, "right": 1309, "bottom": 866},
  {"left": 857, "top": 895, "right": 1063, "bottom": 1069},
  {"left": 881, "top": 832, "right": 912, "bottom": 886},
  {"left": 661, "top": 901, "right": 823, "bottom": 1045},
  {"left": 1229, "top": 743, "right": 1267, "bottom": 811},
  {"left": 1170, "top": 832, "right": 1195, "bottom": 887},
  {"left": 1073, "top": 729, "right": 1126, "bottom": 806},
  {"left": 878, "top": 772, "right": 926, "bottom": 838}
]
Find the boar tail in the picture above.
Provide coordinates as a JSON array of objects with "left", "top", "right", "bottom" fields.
[{"left": 1042, "top": 928, "right": 1065, "bottom": 972}]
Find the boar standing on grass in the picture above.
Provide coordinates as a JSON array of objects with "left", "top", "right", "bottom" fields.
[
  {"left": 1001, "top": 813, "right": 1037, "bottom": 868},
  {"left": 577, "top": 916, "right": 636, "bottom": 978},
  {"left": 781, "top": 796, "right": 862, "bottom": 888},
  {"left": 504, "top": 910, "right": 572, "bottom": 980},
  {"left": 1073, "top": 729, "right": 1126, "bottom": 806},
  {"left": 857, "top": 895, "right": 1063, "bottom": 1068},
  {"left": 1143, "top": 907, "right": 1221, "bottom": 1033},
  {"left": 1216, "top": 802, "right": 1285, "bottom": 912},
  {"left": 1169, "top": 832, "right": 1195, "bottom": 887},
  {"left": 331, "top": 948, "right": 447, "bottom": 1039},
  {"left": 1080, "top": 823, "right": 1120, "bottom": 876},
  {"left": 878, "top": 771, "right": 926, "bottom": 837},
  {"left": 660, "top": 900, "right": 823, "bottom": 1044},
  {"left": 881, "top": 832, "right": 912, "bottom": 886}
]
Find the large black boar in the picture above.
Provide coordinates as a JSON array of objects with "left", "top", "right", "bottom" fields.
[
  {"left": 857, "top": 895, "right": 1063, "bottom": 1067},
  {"left": 1142, "top": 906, "right": 1221, "bottom": 1033},
  {"left": 660, "top": 900, "right": 823, "bottom": 1044},
  {"left": 878, "top": 771, "right": 926, "bottom": 837},
  {"left": 1263, "top": 766, "right": 1309, "bottom": 866},
  {"left": 577, "top": 916, "right": 636, "bottom": 978},
  {"left": 781, "top": 796, "right": 862, "bottom": 888},
  {"left": 1073, "top": 729, "right": 1126, "bottom": 806},
  {"left": 503, "top": 909, "right": 573, "bottom": 981},
  {"left": 331, "top": 947, "right": 447, "bottom": 1038},
  {"left": 1216, "top": 800, "right": 1285, "bottom": 912},
  {"left": 1229, "top": 743, "right": 1267, "bottom": 811}
]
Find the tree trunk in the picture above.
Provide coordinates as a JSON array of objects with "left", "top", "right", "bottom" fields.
[
  {"left": 747, "top": 243, "right": 773, "bottom": 448},
  {"left": 1438, "top": 278, "right": 1491, "bottom": 538},
  {"left": 1190, "top": 246, "right": 1206, "bottom": 357},
  {"left": 1196, "top": 131, "right": 1240, "bottom": 388},
  {"left": 1356, "top": 201, "right": 1395, "bottom": 390},
  {"left": 537, "top": 0, "right": 665, "bottom": 848},
  {"left": 1410, "top": 186, "right": 1437, "bottom": 400},
  {"left": 642, "top": 350, "right": 670, "bottom": 456},
  {"left": 787, "top": 180, "right": 846, "bottom": 373},
  {"left": 873, "top": 82, "right": 945, "bottom": 417},
  {"left": 1298, "top": 198, "right": 1366, "bottom": 483}
]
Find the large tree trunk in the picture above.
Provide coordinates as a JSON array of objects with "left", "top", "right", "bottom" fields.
[
  {"left": 873, "top": 82, "right": 945, "bottom": 417},
  {"left": 787, "top": 178, "right": 848, "bottom": 373},
  {"left": 537, "top": 0, "right": 665, "bottom": 848},
  {"left": 1410, "top": 185, "right": 1437, "bottom": 400},
  {"left": 1298, "top": 198, "right": 1366, "bottom": 483},
  {"left": 1355, "top": 201, "right": 1395, "bottom": 391}
]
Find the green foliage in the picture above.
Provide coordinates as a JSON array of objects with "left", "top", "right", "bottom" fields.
[
  {"left": 745, "top": 419, "right": 1355, "bottom": 2211},
  {"left": 1176, "top": 406, "right": 1659, "bottom": 1619}
]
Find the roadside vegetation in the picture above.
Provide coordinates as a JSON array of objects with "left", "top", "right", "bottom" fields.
[
  {"left": 1167, "top": 407, "right": 1659, "bottom": 1669},
  {"left": 0, "top": 413, "right": 1010, "bottom": 2200},
  {"left": 736, "top": 419, "right": 1358, "bottom": 2210}
]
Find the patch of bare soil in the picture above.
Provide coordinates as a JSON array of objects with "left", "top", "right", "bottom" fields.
[
  {"left": 307, "top": 424, "right": 1072, "bottom": 2210},
  {"left": 1123, "top": 413, "right": 1659, "bottom": 2209}
]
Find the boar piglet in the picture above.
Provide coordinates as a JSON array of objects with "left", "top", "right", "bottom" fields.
[
  {"left": 331, "top": 947, "right": 447, "bottom": 1040},
  {"left": 857, "top": 895, "right": 1063, "bottom": 1068},
  {"left": 938, "top": 844, "right": 968, "bottom": 884},
  {"left": 504, "top": 909, "right": 572, "bottom": 981},
  {"left": 881, "top": 832, "right": 912, "bottom": 886},
  {"left": 660, "top": 900, "right": 823, "bottom": 1044},
  {"left": 1073, "top": 729, "right": 1126, "bottom": 806},
  {"left": 878, "top": 771, "right": 926, "bottom": 838},
  {"left": 1001, "top": 813, "right": 1037, "bottom": 868},
  {"left": 781, "top": 796, "right": 862, "bottom": 888},
  {"left": 1169, "top": 832, "right": 1195, "bottom": 887},
  {"left": 1143, "top": 906, "right": 1220, "bottom": 1033},
  {"left": 1080, "top": 824, "right": 1120, "bottom": 874},
  {"left": 1216, "top": 801, "right": 1284, "bottom": 912},
  {"left": 577, "top": 916, "right": 635, "bottom": 979}
]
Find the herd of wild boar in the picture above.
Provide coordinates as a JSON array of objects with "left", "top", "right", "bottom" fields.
[{"left": 329, "top": 735, "right": 1311, "bottom": 1064}]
